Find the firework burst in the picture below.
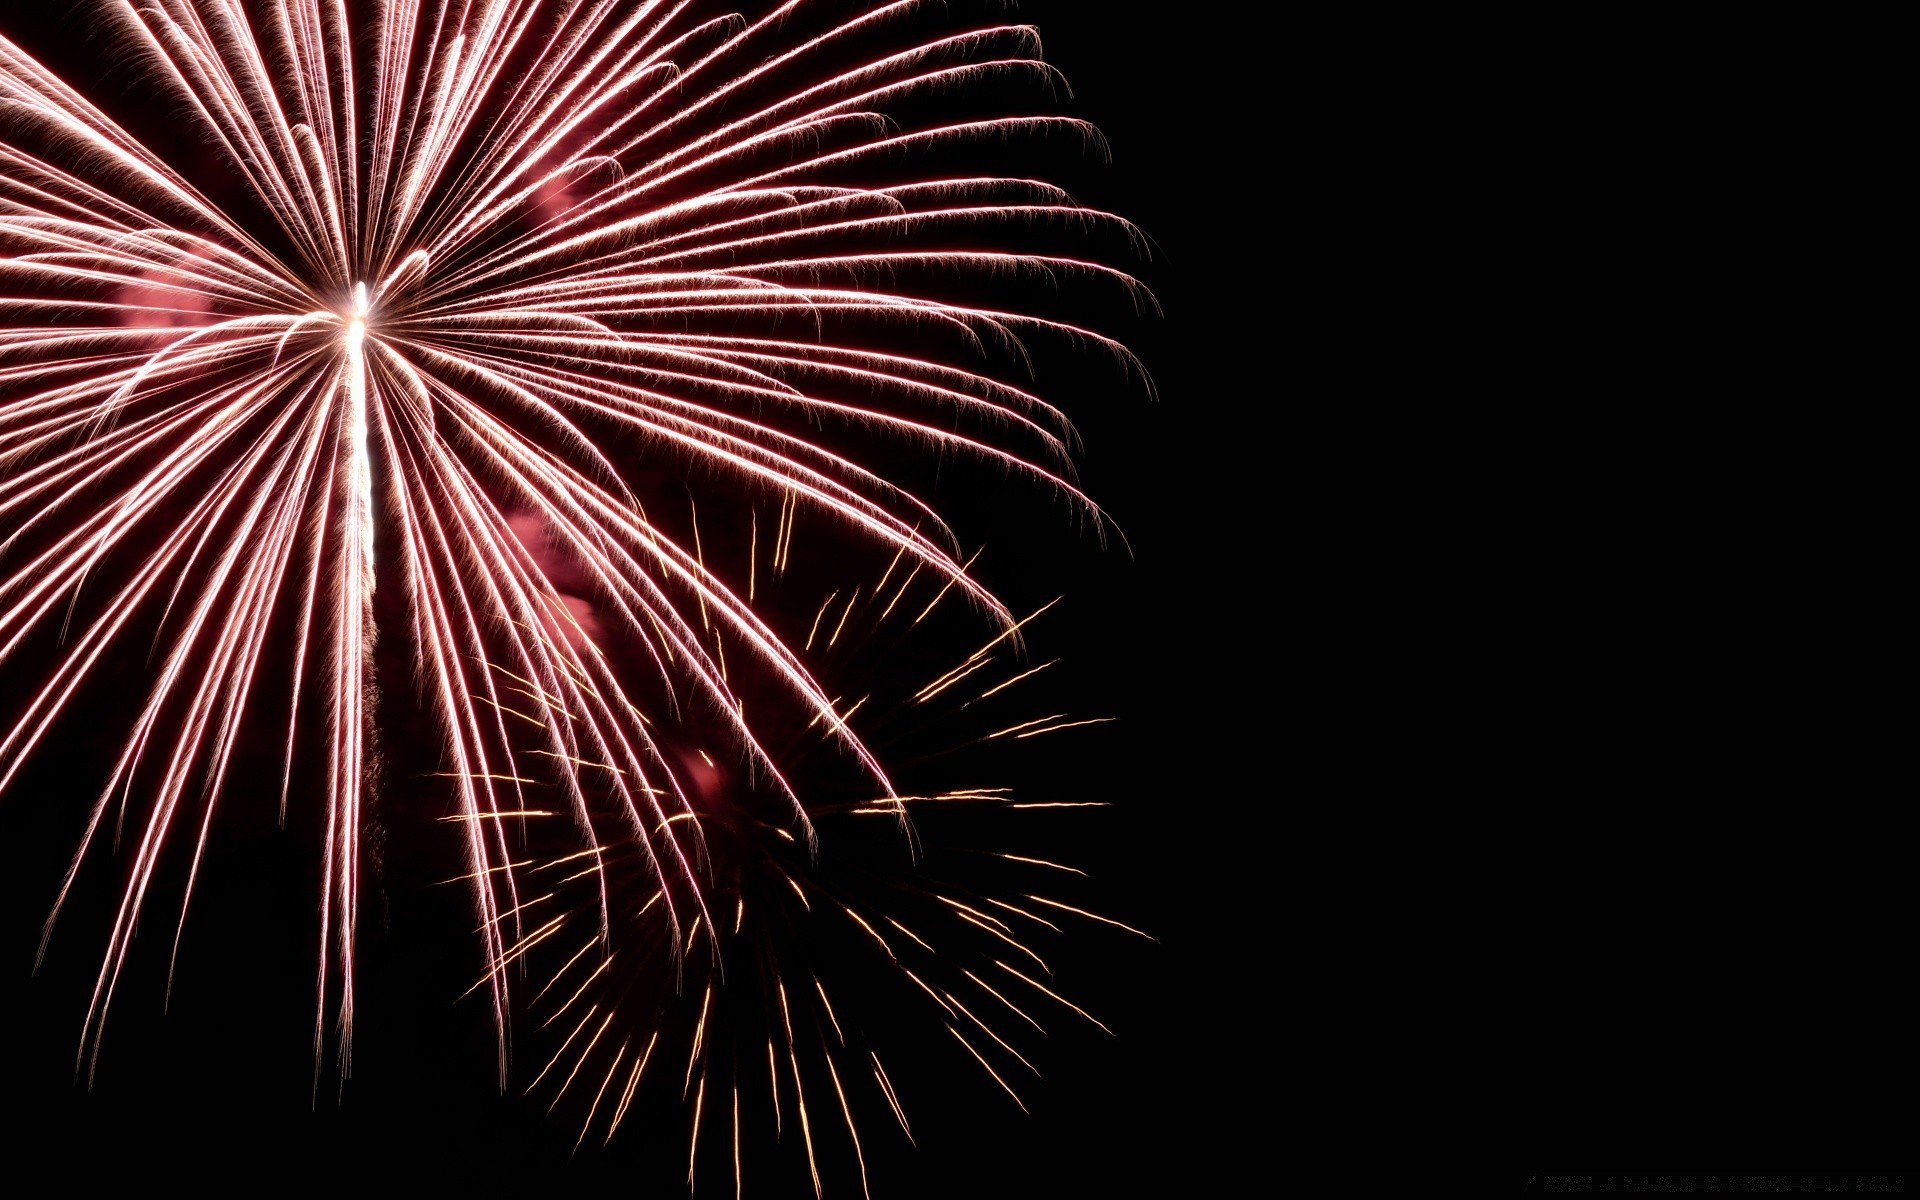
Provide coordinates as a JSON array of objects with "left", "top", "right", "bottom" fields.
[
  {"left": 498, "top": 519, "right": 1148, "bottom": 1195},
  {"left": 0, "top": 0, "right": 1150, "bottom": 1154}
]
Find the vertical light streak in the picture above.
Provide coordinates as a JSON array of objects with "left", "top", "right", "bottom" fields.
[
  {"left": 344, "top": 281, "right": 373, "bottom": 577},
  {"left": 320, "top": 279, "right": 376, "bottom": 1083}
]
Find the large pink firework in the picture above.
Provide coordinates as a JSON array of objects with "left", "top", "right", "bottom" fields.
[{"left": 0, "top": 0, "right": 1148, "bottom": 1172}]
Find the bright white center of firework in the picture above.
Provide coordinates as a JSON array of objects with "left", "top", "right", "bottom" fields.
[
  {"left": 345, "top": 282, "right": 374, "bottom": 575},
  {"left": 347, "top": 281, "right": 370, "bottom": 344}
]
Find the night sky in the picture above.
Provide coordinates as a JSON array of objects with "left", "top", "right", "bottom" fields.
[
  {"left": 6, "top": 6, "right": 1907, "bottom": 1196},
  {"left": 0, "top": 3, "right": 1260, "bottom": 1194},
  {"left": 6, "top": 5, "right": 1908, "bottom": 1195}
]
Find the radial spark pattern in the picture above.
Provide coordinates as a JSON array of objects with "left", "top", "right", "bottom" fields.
[
  {"left": 0, "top": 0, "right": 1147, "bottom": 1131},
  {"left": 506, "top": 527, "right": 1147, "bottom": 1194}
]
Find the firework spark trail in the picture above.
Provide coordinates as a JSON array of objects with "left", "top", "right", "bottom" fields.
[
  {"left": 498, "top": 534, "right": 1151, "bottom": 1194},
  {"left": 0, "top": 0, "right": 1147, "bottom": 1097}
]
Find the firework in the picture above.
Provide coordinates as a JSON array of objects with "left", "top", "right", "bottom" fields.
[
  {"left": 0, "top": 0, "right": 1148, "bottom": 1145},
  {"left": 498, "top": 517, "right": 1147, "bottom": 1195}
]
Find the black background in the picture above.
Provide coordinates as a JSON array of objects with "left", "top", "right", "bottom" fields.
[
  {"left": 8, "top": 4, "right": 1902, "bottom": 1193},
  {"left": 0, "top": 2, "right": 1264, "bottom": 1195}
]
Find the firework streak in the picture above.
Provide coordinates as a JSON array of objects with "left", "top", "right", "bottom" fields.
[
  {"left": 0, "top": 0, "right": 1148, "bottom": 1181},
  {"left": 508, "top": 540, "right": 1148, "bottom": 1194}
]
